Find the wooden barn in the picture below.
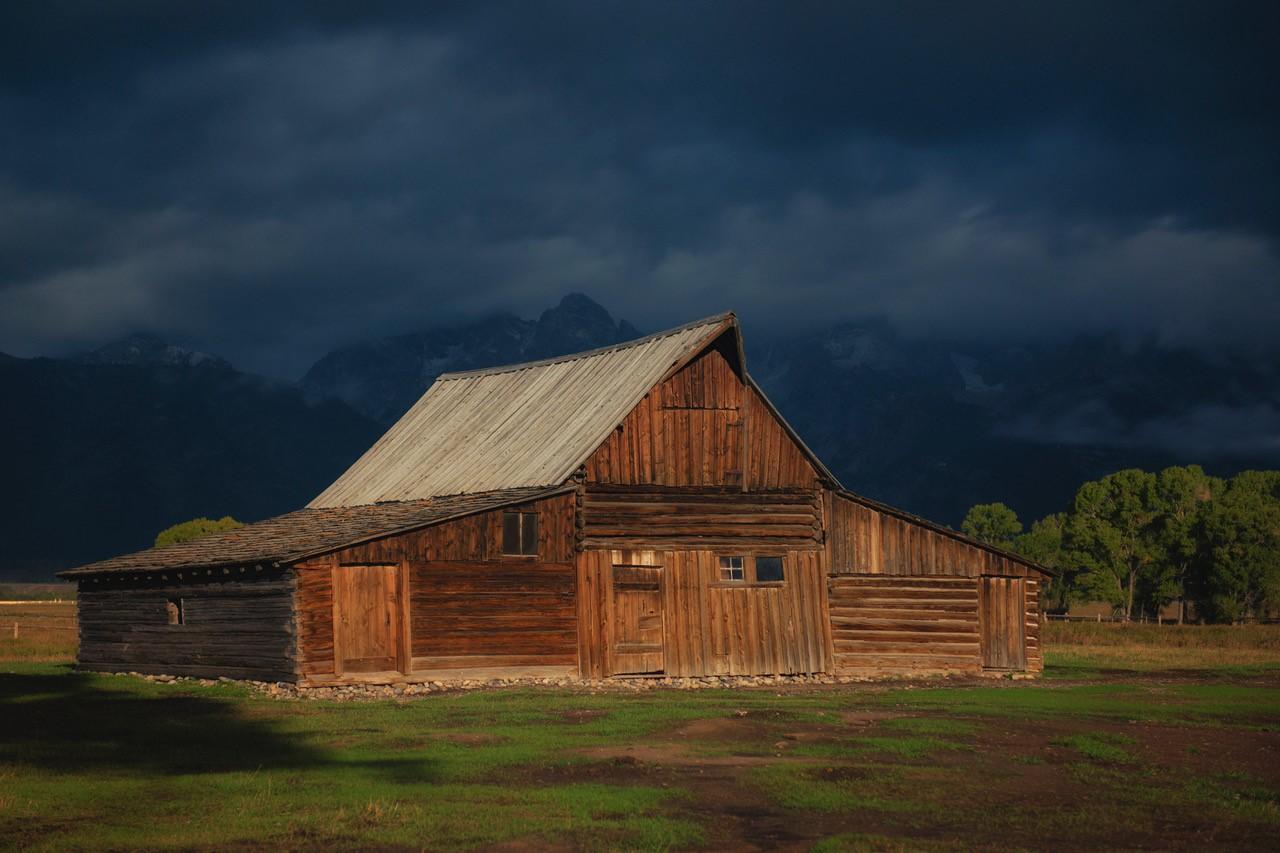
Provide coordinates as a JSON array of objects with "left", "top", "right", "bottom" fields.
[{"left": 61, "top": 313, "right": 1051, "bottom": 684}]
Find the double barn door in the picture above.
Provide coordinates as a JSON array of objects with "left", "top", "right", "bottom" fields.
[{"left": 333, "top": 563, "right": 406, "bottom": 675}]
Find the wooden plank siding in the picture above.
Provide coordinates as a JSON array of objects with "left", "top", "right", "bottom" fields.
[
  {"left": 321, "top": 493, "right": 575, "bottom": 565},
  {"left": 575, "top": 549, "right": 828, "bottom": 679},
  {"left": 295, "top": 558, "right": 336, "bottom": 678},
  {"left": 76, "top": 568, "right": 297, "bottom": 682},
  {"left": 585, "top": 344, "right": 819, "bottom": 490},
  {"left": 294, "top": 493, "right": 577, "bottom": 681},
  {"left": 825, "top": 492, "right": 1043, "bottom": 579},
  {"left": 408, "top": 560, "right": 576, "bottom": 669}
]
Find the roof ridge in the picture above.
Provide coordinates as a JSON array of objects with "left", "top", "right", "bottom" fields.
[{"left": 436, "top": 311, "right": 736, "bottom": 381}]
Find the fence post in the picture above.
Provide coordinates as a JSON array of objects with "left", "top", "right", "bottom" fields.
[{"left": 11, "top": 622, "right": 16, "bottom": 640}]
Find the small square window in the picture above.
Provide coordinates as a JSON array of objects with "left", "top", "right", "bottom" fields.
[
  {"left": 756, "top": 556, "right": 785, "bottom": 583},
  {"left": 166, "top": 598, "right": 184, "bottom": 626},
  {"left": 718, "top": 556, "right": 745, "bottom": 582},
  {"left": 502, "top": 511, "right": 539, "bottom": 556}
]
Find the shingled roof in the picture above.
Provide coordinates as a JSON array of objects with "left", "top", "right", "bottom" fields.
[
  {"left": 310, "top": 313, "right": 742, "bottom": 507},
  {"left": 58, "top": 486, "right": 567, "bottom": 577}
]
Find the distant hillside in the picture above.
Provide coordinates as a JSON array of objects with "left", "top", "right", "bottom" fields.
[
  {"left": 5, "top": 293, "right": 1277, "bottom": 580},
  {"left": 0, "top": 346, "right": 381, "bottom": 579},
  {"left": 302, "top": 294, "right": 641, "bottom": 423}
]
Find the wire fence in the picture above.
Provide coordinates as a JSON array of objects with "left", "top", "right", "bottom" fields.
[
  {"left": 1, "top": 602, "right": 78, "bottom": 643},
  {"left": 1046, "top": 613, "right": 1280, "bottom": 625}
]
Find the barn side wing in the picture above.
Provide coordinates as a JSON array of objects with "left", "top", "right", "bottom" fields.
[
  {"left": 824, "top": 491, "right": 1047, "bottom": 675},
  {"left": 294, "top": 492, "right": 577, "bottom": 682}
]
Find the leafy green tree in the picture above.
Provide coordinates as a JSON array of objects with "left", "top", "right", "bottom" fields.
[
  {"left": 1065, "top": 469, "right": 1160, "bottom": 620},
  {"left": 1014, "top": 513, "right": 1071, "bottom": 611},
  {"left": 1196, "top": 471, "right": 1280, "bottom": 623},
  {"left": 155, "top": 516, "right": 244, "bottom": 548},
  {"left": 1151, "top": 465, "right": 1217, "bottom": 623},
  {"left": 961, "top": 502, "right": 1023, "bottom": 549}
]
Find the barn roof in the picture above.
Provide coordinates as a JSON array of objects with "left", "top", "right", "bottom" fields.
[
  {"left": 311, "top": 313, "right": 756, "bottom": 507},
  {"left": 58, "top": 486, "right": 568, "bottom": 577}
]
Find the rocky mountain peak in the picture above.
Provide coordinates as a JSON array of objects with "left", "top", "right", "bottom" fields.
[
  {"left": 78, "top": 332, "right": 230, "bottom": 370},
  {"left": 525, "top": 293, "right": 642, "bottom": 360}
]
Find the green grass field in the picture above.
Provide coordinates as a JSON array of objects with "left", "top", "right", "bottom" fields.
[{"left": 3, "top": 622, "right": 1279, "bottom": 849}]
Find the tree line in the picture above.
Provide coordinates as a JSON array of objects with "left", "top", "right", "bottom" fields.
[{"left": 962, "top": 467, "right": 1280, "bottom": 623}]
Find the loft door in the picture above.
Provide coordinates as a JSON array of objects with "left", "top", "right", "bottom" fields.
[
  {"left": 979, "top": 576, "right": 1027, "bottom": 671},
  {"left": 335, "top": 564, "right": 400, "bottom": 673},
  {"left": 609, "top": 554, "right": 665, "bottom": 675}
]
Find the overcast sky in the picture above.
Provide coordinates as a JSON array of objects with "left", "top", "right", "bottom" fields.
[{"left": 2, "top": 1, "right": 1277, "bottom": 378}]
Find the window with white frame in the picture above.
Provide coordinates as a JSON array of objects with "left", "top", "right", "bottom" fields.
[{"left": 718, "top": 555, "right": 745, "bottom": 581}]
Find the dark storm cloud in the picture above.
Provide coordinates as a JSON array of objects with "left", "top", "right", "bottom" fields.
[{"left": 1, "top": 1, "right": 1277, "bottom": 376}]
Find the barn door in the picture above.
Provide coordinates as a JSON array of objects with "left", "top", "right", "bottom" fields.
[
  {"left": 980, "top": 577, "right": 1027, "bottom": 671},
  {"left": 334, "top": 564, "right": 400, "bottom": 674},
  {"left": 609, "top": 554, "right": 665, "bottom": 675}
]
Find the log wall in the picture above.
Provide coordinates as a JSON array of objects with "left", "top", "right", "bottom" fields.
[
  {"left": 576, "top": 549, "right": 830, "bottom": 679},
  {"left": 828, "top": 575, "right": 981, "bottom": 675},
  {"left": 828, "top": 573, "right": 1044, "bottom": 675},
  {"left": 1024, "top": 576, "right": 1044, "bottom": 673},
  {"left": 585, "top": 342, "right": 819, "bottom": 490},
  {"left": 578, "top": 484, "right": 823, "bottom": 551},
  {"left": 76, "top": 568, "right": 296, "bottom": 682},
  {"left": 824, "top": 493, "right": 1048, "bottom": 676}
]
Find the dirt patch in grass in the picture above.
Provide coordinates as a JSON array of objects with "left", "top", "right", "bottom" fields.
[
  {"left": 439, "top": 732, "right": 506, "bottom": 746},
  {"left": 838, "top": 710, "right": 902, "bottom": 727},
  {"left": 558, "top": 709, "right": 609, "bottom": 724},
  {"left": 537, "top": 698, "right": 1280, "bottom": 851}
]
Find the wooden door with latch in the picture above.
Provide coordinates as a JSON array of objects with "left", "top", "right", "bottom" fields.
[
  {"left": 335, "top": 564, "right": 399, "bottom": 673},
  {"left": 609, "top": 552, "right": 665, "bottom": 675}
]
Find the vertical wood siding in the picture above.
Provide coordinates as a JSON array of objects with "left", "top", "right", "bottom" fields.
[
  {"left": 979, "top": 577, "right": 1027, "bottom": 670},
  {"left": 742, "top": 385, "right": 820, "bottom": 490},
  {"left": 585, "top": 346, "right": 818, "bottom": 489},
  {"left": 575, "top": 549, "right": 828, "bottom": 678},
  {"left": 76, "top": 569, "right": 297, "bottom": 682},
  {"left": 825, "top": 492, "right": 1042, "bottom": 578}
]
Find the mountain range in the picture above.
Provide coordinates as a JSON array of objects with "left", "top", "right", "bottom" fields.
[{"left": 4, "top": 294, "right": 1277, "bottom": 580}]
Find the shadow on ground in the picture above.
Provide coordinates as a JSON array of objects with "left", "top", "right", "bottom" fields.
[{"left": 0, "top": 667, "right": 438, "bottom": 782}]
